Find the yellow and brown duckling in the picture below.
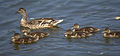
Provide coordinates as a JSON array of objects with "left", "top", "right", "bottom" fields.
[
  {"left": 17, "top": 8, "right": 63, "bottom": 29},
  {"left": 72, "top": 24, "right": 100, "bottom": 33},
  {"left": 103, "top": 27, "right": 120, "bottom": 38},
  {"left": 11, "top": 33, "right": 39, "bottom": 44},
  {"left": 115, "top": 17, "right": 120, "bottom": 20},
  {"left": 64, "top": 29, "right": 92, "bottom": 38},
  {"left": 21, "top": 27, "right": 49, "bottom": 39}
]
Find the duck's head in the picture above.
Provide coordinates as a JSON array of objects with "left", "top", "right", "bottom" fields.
[
  {"left": 17, "top": 8, "right": 27, "bottom": 16},
  {"left": 12, "top": 33, "right": 21, "bottom": 40},
  {"left": 72, "top": 24, "right": 80, "bottom": 29},
  {"left": 115, "top": 17, "right": 120, "bottom": 20},
  {"left": 65, "top": 29, "right": 73, "bottom": 35},
  {"left": 103, "top": 27, "right": 110, "bottom": 33}
]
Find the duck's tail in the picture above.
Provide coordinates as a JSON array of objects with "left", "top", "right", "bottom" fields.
[{"left": 52, "top": 19, "right": 64, "bottom": 26}]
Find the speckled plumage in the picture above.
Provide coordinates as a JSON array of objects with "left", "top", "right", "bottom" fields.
[
  {"left": 17, "top": 8, "right": 63, "bottom": 29},
  {"left": 24, "top": 32, "right": 49, "bottom": 39},
  {"left": 21, "top": 27, "right": 49, "bottom": 39},
  {"left": 11, "top": 33, "right": 39, "bottom": 44},
  {"left": 103, "top": 28, "right": 120, "bottom": 38},
  {"left": 79, "top": 27, "right": 100, "bottom": 33},
  {"left": 72, "top": 24, "right": 100, "bottom": 33},
  {"left": 65, "top": 29, "right": 92, "bottom": 38}
]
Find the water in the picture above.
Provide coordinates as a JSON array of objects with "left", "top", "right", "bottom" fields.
[{"left": 0, "top": 0, "right": 120, "bottom": 56}]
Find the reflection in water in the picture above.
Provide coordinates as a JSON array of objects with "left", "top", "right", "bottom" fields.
[
  {"left": 66, "top": 38, "right": 73, "bottom": 42},
  {"left": 104, "top": 38, "right": 110, "bottom": 44},
  {"left": 104, "top": 37, "right": 120, "bottom": 44},
  {"left": 66, "top": 37, "right": 88, "bottom": 42},
  {"left": 12, "top": 43, "right": 19, "bottom": 50}
]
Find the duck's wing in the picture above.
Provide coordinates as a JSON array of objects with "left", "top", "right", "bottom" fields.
[
  {"left": 31, "top": 32, "right": 49, "bottom": 36},
  {"left": 30, "top": 18, "right": 54, "bottom": 23},
  {"left": 28, "top": 20, "right": 51, "bottom": 26},
  {"left": 28, "top": 18, "right": 54, "bottom": 25},
  {"left": 83, "top": 27, "right": 96, "bottom": 30},
  {"left": 33, "top": 18, "right": 54, "bottom": 20},
  {"left": 110, "top": 31, "right": 120, "bottom": 35},
  {"left": 29, "top": 18, "right": 63, "bottom": 26},
  {"left": 16, "top": 37, "right": 37, "bottom": 44},
  {"left": 80, "top": 28, "right": 89, "bottom": 32},
  {"left": 80, "top": 27, "right": 97, "bottom": 32}
]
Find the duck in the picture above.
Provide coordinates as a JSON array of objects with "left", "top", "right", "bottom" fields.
[
  {"left": 11, "top": 33, "right": 39, "bottom": 44},
  {"left": 103, "top": 27, "right": 120, "bottom": 38},
  {"left": 115, "top": 17, "right": 120, "bottom": 20},
  {"left": 21, "top": 27, "right": 49, "bottom": 39},
  {"left": 72, "top": 24, "right": 100, "bottom": 33},
  {"left": 64, "top": 29, "right": 92, "bottom": 38},
  {"left": 17, "top": 8, "right": 63, "bottom": 29}
]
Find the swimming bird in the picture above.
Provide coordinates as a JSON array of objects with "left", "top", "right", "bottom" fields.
[
  {"left": 17, "top": 8, "right": 63, "bottom": 29},
  {"left": 11, "top": 33, "right": 39, "bottom": 44},
  {"left": 64, "top": 29, "right": 92, "bottom": 38},
  {"left": 72, "top": 24, "right": 100, "bottom": 33},
  {"left": 21, "top": 27, "right": 49, "bottom": 39},
  {"left": 115, "top": 17, "right": 120, "bottom": 20},
  {"left": 103, "top": 27, "right": 120, "bottom": 38}
]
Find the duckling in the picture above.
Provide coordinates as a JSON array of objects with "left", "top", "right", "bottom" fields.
[
  {"left": 17, "top": 8, "right": 63, "bottom": 29},
  {"left": 115, "top": 17, "right": 120, "bottom": 20},
  {"left": 11, "top": 33, "right": 39, "bottom": 44},
  {"left": 21, "top": 27, "right": 49, "bottom": 39},
  {"left": 64, "top": 29, "right": 92, "bottom": 38},
  {"left": 72, "top": 24, "right": 100, "bottom": 33},
  {"left": 103, "top": 27, "right": 120, "bottom": 38}
]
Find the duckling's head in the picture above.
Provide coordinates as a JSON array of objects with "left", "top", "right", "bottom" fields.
[
  {"left": 72, "top": 23, "right": 80, "bottom": 29},
  {"left": 21, "top": 27, "right": 30, "bottom": 35},
  {"left": 65, "top": 29, "right": 73, "bottom": 35},
  {"left": 103, "top": 27, "right": 110, "bottom": 33},
  {"left": 17, "top": 8, "right": 27, "bottom": 16},
  {"left": 12, "top": 33, "right": 21, "bottom": 41},
  {"left": 21, "top": 27, "right": 30, "bottom": 33},
  {"left": 115, "top": 17, "right": 120, "bottom": 20}
]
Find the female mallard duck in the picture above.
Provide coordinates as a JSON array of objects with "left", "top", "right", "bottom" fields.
[
  {"left": 72, "top": 24, "right": 100, "bottom": 33},
  {"left": 11, "top": 33, "right": 39, "bottom": 44},
  {"left": 64, "top": 29, "right": 92, "bottom": 38},
  {"left": 103, "top": 27, "right": 120, "bottom": 38},
  {"left": 17, "top": 8, "right": 63, "bottom": 29},
  {"left": 21, "top": 27, "right": 49, "bottom": 39}
]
